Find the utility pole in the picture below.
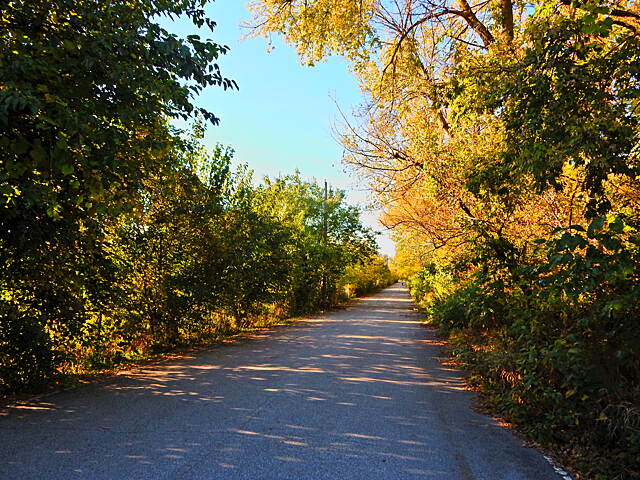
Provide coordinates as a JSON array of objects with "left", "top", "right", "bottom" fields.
[
  {"left": 323, "top": 180, "right": 328, "bottom": 243},
  {"left": 321, "top": 180, "right": 328, "bottom": 308}
]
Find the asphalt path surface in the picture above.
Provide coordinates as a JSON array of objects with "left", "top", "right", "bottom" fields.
[{"left": 1, "top": 284, "right": 561, "bottom": 480}]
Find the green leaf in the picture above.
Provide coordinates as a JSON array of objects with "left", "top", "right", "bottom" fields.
[
  {"left": 60, "top": 163, "right": 75, "bottom": 175},
  {"left": 587, "top": 216, "right": 606, "bottom": 238},
  {"left": 29, "top": 144, "right": 47, "bottom": 164}
]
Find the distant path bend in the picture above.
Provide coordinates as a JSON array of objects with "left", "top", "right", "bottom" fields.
[{"left": 1, "top": 284, "right": 561, "bottom": 480}]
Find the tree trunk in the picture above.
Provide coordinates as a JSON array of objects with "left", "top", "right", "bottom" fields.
[{"left": 501, "top": 0, "right": 514, "bottom": 41}]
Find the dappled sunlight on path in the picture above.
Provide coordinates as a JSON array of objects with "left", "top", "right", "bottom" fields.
[{"left": 0, "top": 284, "right": 559, "bottom": 480}]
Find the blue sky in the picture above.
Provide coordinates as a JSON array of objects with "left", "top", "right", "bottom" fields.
[{"left": 160, "top": 1, "right": 395, "bottom": 256}]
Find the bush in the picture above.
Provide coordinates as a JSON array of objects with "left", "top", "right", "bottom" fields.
[
  {"left": 338, "top": 256, "right": 397, "bottom": 299},
  {"left": 410, "top": 215, "right": 640, "bottom": 479}
]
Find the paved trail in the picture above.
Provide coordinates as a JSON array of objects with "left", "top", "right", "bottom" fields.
[{"left": 1, "top": 285, "right": 560, "bottom": 480}]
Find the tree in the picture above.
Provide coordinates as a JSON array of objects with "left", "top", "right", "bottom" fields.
[
  {"left": 1, "top": 0, "right": 235, "bottom": 224},
  {"left": 248, "top": 0, "right": 640, "bottom": 253},
  {"left": 258, "top": 174, "right": 377, "bottom": 311},
  {"left": 0, "top": 0, "right": 235, "bottom": 390}
]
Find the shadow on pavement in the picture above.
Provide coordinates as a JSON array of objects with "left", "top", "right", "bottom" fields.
[{"left": 0, "top": 285, "right": 559, "bottom": 480}]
